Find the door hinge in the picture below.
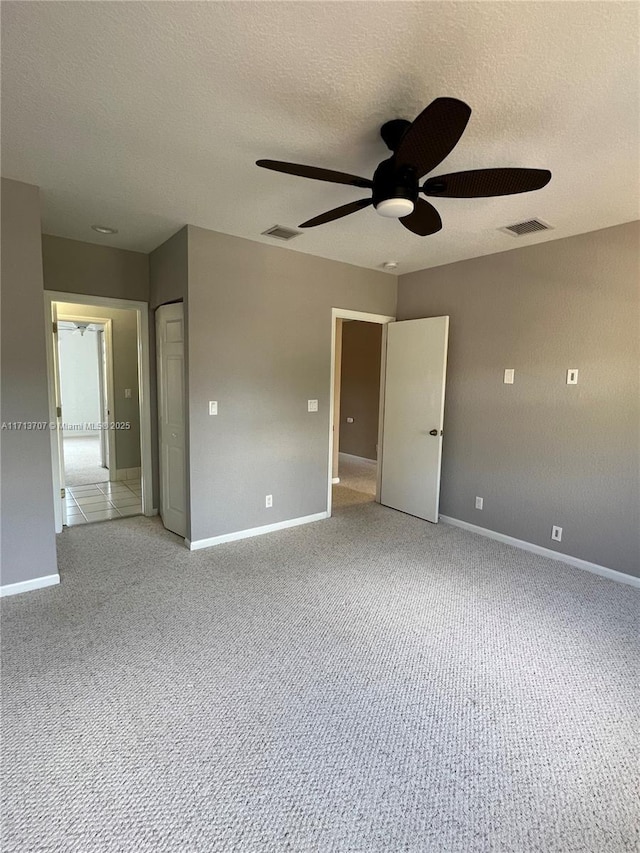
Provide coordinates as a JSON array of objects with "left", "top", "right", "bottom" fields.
[
  {"left": 52, "top": 321, "right": 58, "bottom": 334},
  {"left": 60, "top": 488, "right": 65, "bottom": 499},
  {"left": 56, "top": 406, "right": 62, "bottom": 418}
]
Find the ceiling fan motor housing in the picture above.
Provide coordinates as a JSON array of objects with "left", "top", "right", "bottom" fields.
[{"left": 372, "top": 158, "right": 419, "bottom": 213}]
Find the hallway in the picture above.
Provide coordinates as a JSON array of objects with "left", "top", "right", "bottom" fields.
[{"left": 332, "top": 453, "right": 377, "bottom": 509}]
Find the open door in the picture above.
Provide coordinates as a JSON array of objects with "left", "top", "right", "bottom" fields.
[
  {"left": 380, "top": 316, "right": 449, "bottom": 523},
  {"left": 156, "top": 302, "right": 187, "bottom": 538},
  {"left": 50, "top": 304, "right": 67, "bottom": 526}
]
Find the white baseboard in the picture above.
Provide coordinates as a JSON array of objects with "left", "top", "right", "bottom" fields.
[
  {"left": 440, "top": 516, "right": 640, "bottom": 588},
  {"left": 115, "top": 467, "right": 141, "bottom": 482},
  {"left": 338, "top": 452, "right": 377, "bottom": 465},
  {"left": 332, "top": 477, "right": 340, "bottom": 484},
  {"left": 0, "top": 573, "right": 60, "bottom": 598},
  {"left": 187, "top": 511, "right": 329, "bottom": 551}
]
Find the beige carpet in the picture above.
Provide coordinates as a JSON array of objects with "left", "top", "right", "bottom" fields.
[
  {"left": 2, "top": 503, "right": 639, "bottom": 852},
  {"left": 63, "top": 435, "right": 109, "bottom": 486}
]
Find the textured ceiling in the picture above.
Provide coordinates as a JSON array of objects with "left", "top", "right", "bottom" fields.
[{"left": 2, "top": 1, "right": 638, "bottom": 273}]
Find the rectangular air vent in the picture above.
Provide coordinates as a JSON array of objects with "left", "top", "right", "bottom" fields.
[
  {"left": 500, "top": 218, "right": 553, "bottom": 237},
  {"left": 261, "top": 225, "right": 302, "bottom": 241}
]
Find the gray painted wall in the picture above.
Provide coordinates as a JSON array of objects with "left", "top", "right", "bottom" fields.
[
  {"left": 149, "top": 227, "right": 189, "bottom": 520},
  {"left": 339, "top": 321, "right": 382, "bottom": 460},
  {"left": 148, "top": 227, "right": 188, "bottom": 310},
  {"left": 396, "top": 221, "right": 640, "bottom": 577},
  {"left": 57, "top": 302, "right": 141, "bottom": 471},
  {"left": 1, "top": 179, "right": 58, "bottom": 586},
  {"left": 187, "top": 226, "right": 397, "bottom": 543},
  {"left": 42, "top": 235, "right": 149, "bottom": 301}
]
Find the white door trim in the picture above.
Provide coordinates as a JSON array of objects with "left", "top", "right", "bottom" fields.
[
  {"left": 328, "top": 308, "right": 395, "bottom": 516},
  {"left": 44, "top": 290, "right": 155, "bottom": 531}
]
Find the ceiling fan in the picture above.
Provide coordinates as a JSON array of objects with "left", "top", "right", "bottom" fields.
[
  {"left": 58, "top": 320, "right": 99, "bottom": 336},
  {"left": 256, "top": 98, "right": 551, "bottom": 236}
]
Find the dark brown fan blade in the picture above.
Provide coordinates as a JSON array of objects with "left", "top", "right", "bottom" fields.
[
  {"left": 299, "top": 198, "right": 372, "bottom": 228},
  {"left": 423, "top": 168, "right": 552, "bottom": 198},
  {"left": 394, "top": 98, "right": 471, "bottom": 179},
  {"left": 257, "top": 160, "right": 372, "bottom": 189},
  {"left": 400, "top": 199, "right": 442, "bottom": 236}
]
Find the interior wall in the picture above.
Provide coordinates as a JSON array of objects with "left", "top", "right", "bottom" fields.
[
  {"left": 187, "top": 226, "right": 397, "bottom": 543},
  {"left": 396, "top": 221, "right": 640, "bottom": 577},
  {"left": 339, "top": 321, "right": 383, "bottom": 461},
  {"left": 56, "top": 303, "right": 141, "bottom": 472},
  {"left": 1, "top": 179, "right": 58, "bottom": 587},
  {"left": 42, "top": 235, "right": 149, "bottom": 301},
  {"left": 58, "top": 329, "right": 102, "bottom": 436}
]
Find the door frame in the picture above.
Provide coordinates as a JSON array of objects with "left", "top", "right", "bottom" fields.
[
  {"left": 44, "top": 290, "right": 155, "bottom": 532},
  {"left": 96, "top": 328, "right": 109, "bottom": 469},
  {"left": 327, "top": 307, "right": 395, "bottom": 516},
  {"left": 55, "top": 313, "right": 116, "bottom": 480}
]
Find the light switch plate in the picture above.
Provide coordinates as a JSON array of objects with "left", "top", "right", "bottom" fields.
[
  {"left": 308, "top": 399, "right": 318, "bottom": 412},
  {"left": 209, "top": 401, "right": 218, "bottom": 416},
  {"left": 567, "top": 369, "right": 578, "bottom": 385},
  {"left": 504, "top": 369, "right": 515, "bottom": 384}
]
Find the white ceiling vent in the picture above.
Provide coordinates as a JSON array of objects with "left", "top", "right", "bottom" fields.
[
  {"left": 261, "top": 225, "right": 302, "bottom": 241},
  {"left": 500, "top": 218, "right": 553, "bottom": 237}
]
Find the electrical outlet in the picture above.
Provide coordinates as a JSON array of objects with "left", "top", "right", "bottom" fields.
[
  {"left": 265, "top": 494, "right": 273, "bottom": 508},
  {"left": 475, "top": 496, "right": 483, "bottom": 510},
  {"left": 346, "top": 417, "right": 354, "bottom": 423},
  {"left": 566, "top": 369, "right": 578, "bottom": 385},
  {"left": 504, "top": 369, "right": 515, "bottom": 384},
  {"left": 209, "top": 401, "right": 218, "bottom": 416},
  {"left": 551, "top": 525, "right": 562, "bottom": 542},
  {"left": 124, "top": 388, "right": 132, "bottom": 399}
]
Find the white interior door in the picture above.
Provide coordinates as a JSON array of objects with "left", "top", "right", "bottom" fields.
[
  {"left": 380, "top": 316, "right": 449, "bottom": 523},
  {"left": 156, "top": 303, "right": 187, "bottom": 537},
  {"left": 51, "top": 304, "right": 67, "bottom": 526}
]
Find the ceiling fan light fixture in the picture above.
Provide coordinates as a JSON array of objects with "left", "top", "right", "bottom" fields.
[{"left": 375, "top": 198, "right": 415, "bottom": 219}]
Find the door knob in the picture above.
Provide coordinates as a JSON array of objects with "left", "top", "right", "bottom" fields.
[{"left": 429, "top": 429, "right": 441, "bottom": 436}]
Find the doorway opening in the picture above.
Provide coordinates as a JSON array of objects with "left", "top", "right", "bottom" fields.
[
  {"left": 328, "top": 309, "right": 450, "bottom": 524},
  {"left": 57, "top": 314, "right": 114, "bottom": 488},
  {"left": 44, "top": 291, "right": 154, "bottom": 531},
  {"left": 333, "top": 319, "right": 384, "bottom": 509},
  {"left": 328, "top": 308, "right": 395, "bottom": 516}
]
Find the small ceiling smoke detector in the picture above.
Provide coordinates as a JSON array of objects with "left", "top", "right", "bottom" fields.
[
  {"left": 382, "top": 261, "right": 398, "bottom": 271},
  {"left": 500, "top": 218, "right": 552, "bottom": 237},
  {"left": 261, "top": 225, "right": 302, "bottom": 241},
  {"left": 91, "top": 224, "right": 118, "bottom": 235}
]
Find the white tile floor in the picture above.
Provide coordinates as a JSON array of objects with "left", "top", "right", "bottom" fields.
[{"left": 64, "top": 480, "right": 142, "bottom": 526}]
